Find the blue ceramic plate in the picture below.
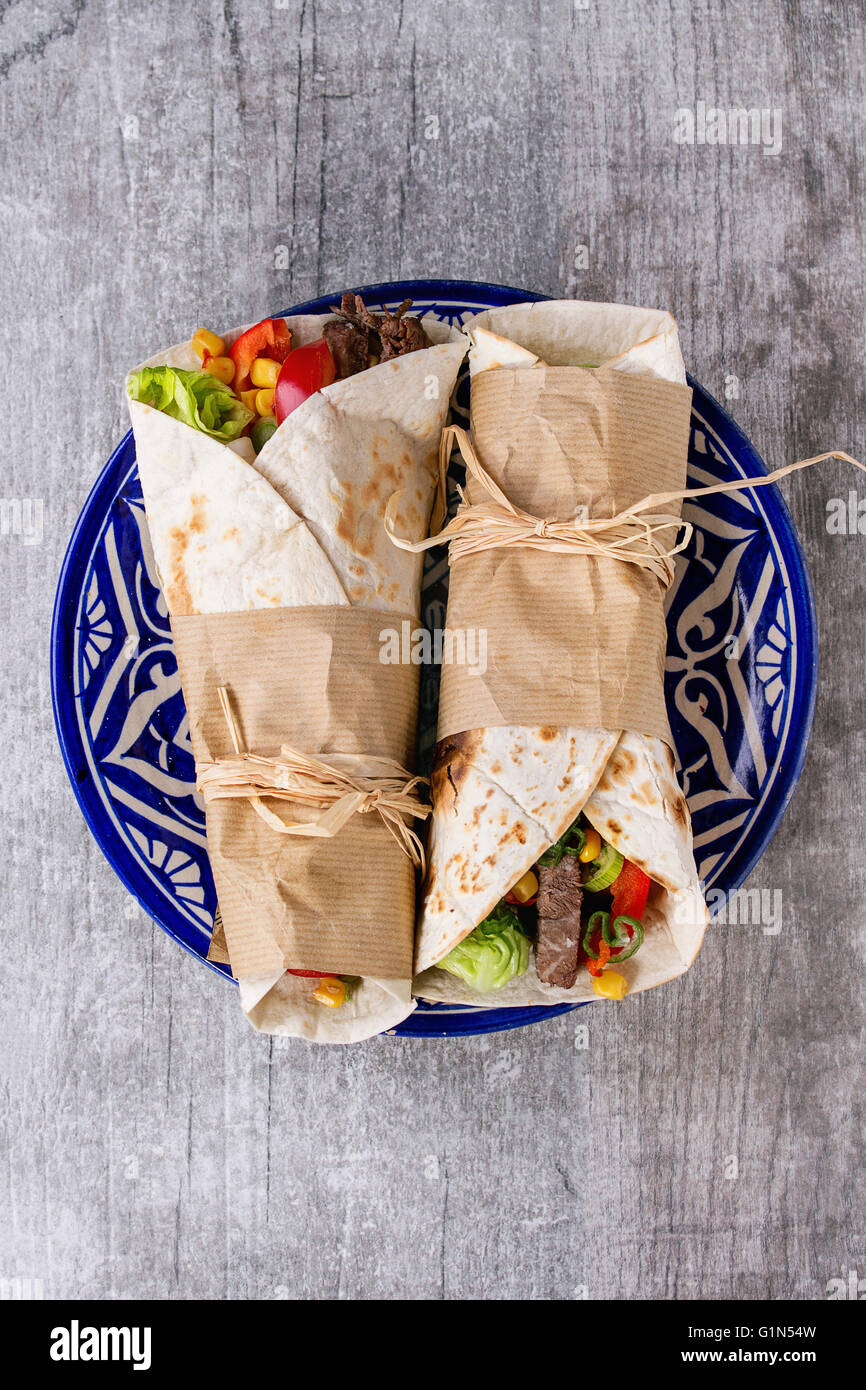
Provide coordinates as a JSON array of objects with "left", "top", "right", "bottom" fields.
[{"left": 51, "top": 280, "right": 817, "bottom": 1038}]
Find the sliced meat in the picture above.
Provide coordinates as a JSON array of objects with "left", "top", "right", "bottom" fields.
[
  {"left": 324, "top": 293, "right": 431, "bottom": 378},
  {"left": 323, "top": 316, "right": 373, "bottom": 378},
  {"left": 535, "top": 854, "right": 583, "bottom": 988},
  {"left": 378, "top": 299, "right": 431, "bottom": 359}
]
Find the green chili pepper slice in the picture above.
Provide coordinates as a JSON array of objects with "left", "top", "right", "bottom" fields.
[
  {"left": 539, "top": 821, "right": 586, "bottom": 867},
  {"left": 605, "top": 915, "right": 644, "bottom": 961},
  {"left": 582, "top": 910, "right": 610, "bottom": 960},
  {"left": 562, "top": 826, "right": 586, "bottom": 857}
]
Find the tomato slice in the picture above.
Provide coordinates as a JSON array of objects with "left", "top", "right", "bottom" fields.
[
  {"left": 286, "top": 969, "right": 332, "bottom": 978},
  {"left": 274, "top": 339, "right": 336, "bottom": 423},
  {"left": 229, "top": 317, "right": 293, "bottom": 392}
]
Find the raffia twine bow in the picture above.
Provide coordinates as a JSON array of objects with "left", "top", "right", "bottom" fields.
[
  {"left": 195, "top": 687, "right": 430, "bottom": 870},
  {"left": 386, "top": 425, "right": 866, "bottom": 588}
]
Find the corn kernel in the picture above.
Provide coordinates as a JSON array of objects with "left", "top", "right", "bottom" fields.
[
  {"left": 592, "top": 970, "right": 628, "bottom": 1000},
  {"left": 250, "top": 356, "right": 281, "bottom": 389},
  {"left": 241, "top": 389, "right": 260, "bottom": 413},
  {"left": 510, "top": 869, "right": 539, "bottom": 903},
  {"left": 192, "top": 328, "right": 226, "bottom": 360},
  {"left": 312, "top": 976, "right": 348, "bottom": 1008},
  {"left": 579, "top": 827, "right": 602, "bottom": 862},
  {"left": 202, "top": 354, "right": 235, "bottom": 386},
  {"left": 255, "top": 388, "right": 275, "bottom": 416}
]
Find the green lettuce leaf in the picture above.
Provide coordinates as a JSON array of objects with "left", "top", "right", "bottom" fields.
[
  {"left": 127, "top": 366, "right": 254, "bottom": 442},
  {"left": 438, "top": 902, "right": 530, "bottom": 993}
]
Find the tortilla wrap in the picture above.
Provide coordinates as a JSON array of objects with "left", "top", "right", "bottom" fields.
[
  {"left": 413, "top": 301, "right": 708, "bottom": 1006},
  {"left": 128, "top": 313, "right": 466, "bottom": 1041}
]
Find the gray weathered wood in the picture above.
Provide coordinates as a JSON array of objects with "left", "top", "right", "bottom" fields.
[{"left": 1, "top": 0, "right": 864, "bottom": 1300}]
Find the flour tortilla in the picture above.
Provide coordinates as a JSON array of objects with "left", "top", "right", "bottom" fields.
[
  {"left": 414, "top": 301, "right": 707, "bottom": 1005},
  {"left": 128, "top": 312, "right": 465, "bottom": 1041},
  {"left": 253, "top": 322, "right": 466, "bottom": 615},
  {"left": 127, "top": 401, "right": 349, "bottom": 615}
]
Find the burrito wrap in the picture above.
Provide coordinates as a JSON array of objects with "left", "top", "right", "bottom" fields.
[
  {"left": 128, "top": 313, "right": 466, "bottom": 1040},
  {"left": 171, "top": 606, "right": 420, "bottom": 980},
  {"left": 436, "top": 365, "right": 691, "bottom": 747},
  {"left": 413, "top": 301, "right": 708, "bottom": 1003}
]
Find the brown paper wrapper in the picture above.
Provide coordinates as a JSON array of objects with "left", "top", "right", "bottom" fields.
[
  {"left": 436, "top": 365, "right": 693, "bottom": 746},
  {"left": 171, "top": 606, "right": 419, "bottom": 981},
  {"left": 208, "top": 909, "right": 230, "bottom": 965}
]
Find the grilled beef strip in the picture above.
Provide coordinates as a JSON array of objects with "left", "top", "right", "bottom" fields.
[
  {"left": 322, "top": 317, "right": 373, "bottom": 378},
  {"left": 535, "top": 854, "right": 584, "bottom": 988},
  {"left": 322, "top": 293, "right": 431, "bottom": 379},
  {"left": 377, "top": 299, "right": 431, "bottom": 359}
]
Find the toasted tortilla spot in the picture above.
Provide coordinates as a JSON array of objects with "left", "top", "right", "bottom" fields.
[
  {"left": 167, "top": 526, "right": 194, "bottom": 616},
  {"left": 222, "top": 526, "right": 239, "bottom": 542},
  {"left": 671, "top": 795, "right": 689, "bottom": 827},
  {"left": 430, "top": 730, "right": 482, "bottom": 805},
  {"left": 606, "top": 819, "right": 623, "bottom": 837},
  {"left": 437, "top": 730, "right": 483, "bottom": 763},
  {"left": 336, "top": 497, "right": 357, "bottom": 544},
  {"left": 610, "top": 749, "right": 637, "bottom": 781},
  {"left": 499, "top": 822, "right": 527, "bottom": 847},
  {"left": 189, "top": 493, "right": 207, "bottom": 534},
  {"left": 538, "top": 726, "right": 557, "bottom": 742}
]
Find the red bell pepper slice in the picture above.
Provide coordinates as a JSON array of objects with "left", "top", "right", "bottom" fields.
[
  {"left": 229, "top": 317, "right": 293, "bottom": 392},
  {"left": 286, "top": 969, "right": 332, "bottom": 979},
  {"left": 610, "top": 859, "right": 651, "bottom": 923}
]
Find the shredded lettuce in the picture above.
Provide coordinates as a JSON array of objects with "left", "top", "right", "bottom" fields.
[
  {"left": 127, "top": 366, "right": 254, "bottom": 442},
  {"left": 438, "top": 901, "right": 530, "bottom": 993}
]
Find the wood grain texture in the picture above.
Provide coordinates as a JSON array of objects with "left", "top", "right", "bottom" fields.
[{"left": 1, "top": 0, "right": 864, "bottom": 1301}]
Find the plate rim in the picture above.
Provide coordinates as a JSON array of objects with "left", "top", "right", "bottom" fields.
[{"left": 50, "top": 277, "right": 818, "bottom": 1036}]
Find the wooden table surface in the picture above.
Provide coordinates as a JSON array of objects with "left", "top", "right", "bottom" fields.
[{"left": 1, "top": 0, "right": 864, "bottom": 1301}]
